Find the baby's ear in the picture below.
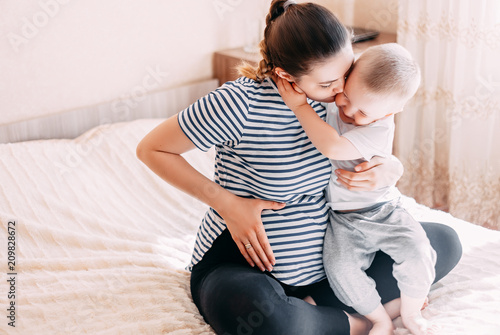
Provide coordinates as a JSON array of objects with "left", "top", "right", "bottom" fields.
[{"left": 393, "top": 102, "right": 406, "bottom": 115}]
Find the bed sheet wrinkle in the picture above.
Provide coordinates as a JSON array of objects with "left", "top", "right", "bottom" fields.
[
  {"left": 0, "top": 119, "right": 499, "bottom": 334},
  {"left": 23, "top": 145, "right": 62, "bottom": 218},
  {"left": 0, "top": 155, "right": 40, "bottom": 222},
  {"left": 101, "top": 160, "right": 156, "bottom": 225},
  {"left": 34, "top": 169, "right": 80, "bottom": 235}
]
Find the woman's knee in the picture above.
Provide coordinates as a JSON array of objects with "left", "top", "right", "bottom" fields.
[
  {"left": 196, "top": 265, "right": 290, "bottom": 334},
  {"left": 421, "top": 222, "right": 463, "bottom": 281}
]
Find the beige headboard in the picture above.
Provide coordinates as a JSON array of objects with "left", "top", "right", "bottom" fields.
[{"left": 0, "top": 79, "right": 218, "bottom": 143}]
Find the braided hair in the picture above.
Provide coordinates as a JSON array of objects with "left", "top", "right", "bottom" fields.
[{"left": 238, "top": 0, "right": 349, "bottom": 82}]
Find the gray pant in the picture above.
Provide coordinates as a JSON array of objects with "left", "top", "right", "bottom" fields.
[{"left": 323, "top": 199, "right": 437, "bottom": 315}]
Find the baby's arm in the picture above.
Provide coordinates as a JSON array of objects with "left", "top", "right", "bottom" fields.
[{"left": 277, "top": 78, "right": 362, "bottom": 160}]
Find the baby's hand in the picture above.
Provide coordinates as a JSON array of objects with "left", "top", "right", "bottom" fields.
[{"left": 277, "top": 77, "right": 309, "bottom": 111}]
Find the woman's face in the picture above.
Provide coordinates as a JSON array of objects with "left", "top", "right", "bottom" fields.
[{"left": 293, "top": 45, "right": 354, "bottom": 103}]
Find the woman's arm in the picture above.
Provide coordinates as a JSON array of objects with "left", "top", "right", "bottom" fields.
[
  {"left": 277, "top": 78, "right": 363, "bottom": 160},
  {"left": 136, "top": 115, "right": 284, "bottom": 272}
]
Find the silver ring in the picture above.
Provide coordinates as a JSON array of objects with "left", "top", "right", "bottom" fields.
[{"left": 245, "top": 243, "right": 252, "bottom": 249}]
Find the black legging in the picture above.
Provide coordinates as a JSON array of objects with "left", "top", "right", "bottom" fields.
[{"left": 190, "top": 222, "right": 462, "bottom": 335}]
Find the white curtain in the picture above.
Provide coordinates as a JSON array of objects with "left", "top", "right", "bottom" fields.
[{"left": 395, "top": 0, "right": 500, "bottom": 229}]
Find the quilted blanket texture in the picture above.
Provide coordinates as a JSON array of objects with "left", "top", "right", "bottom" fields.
[{"left": 0, "top": 119, "right": 499, "bottom": 334}]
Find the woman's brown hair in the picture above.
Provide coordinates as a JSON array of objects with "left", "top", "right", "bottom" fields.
[{"left": 238, "top": 0, "right": 350, "bottom": 82}]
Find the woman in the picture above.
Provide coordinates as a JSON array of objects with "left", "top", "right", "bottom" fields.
[{"left": 137, "top": 1, "right": 462, "bottom": 334}]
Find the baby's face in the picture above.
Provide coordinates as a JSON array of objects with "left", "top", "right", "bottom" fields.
[{"left": 335, "top": 67, "right": 405, "bottom": 126}]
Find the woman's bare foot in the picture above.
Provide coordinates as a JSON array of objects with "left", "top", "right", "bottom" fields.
[
  {"left": 368, "top": 319, "right": 394, "bottom": 335},
  {"left": 383, "top": 298, "right": 401, "bottom": 320},
  {"left": 365, "top": 305, "right": 394, "bottom": 335},
  {"left": 346, "top": 312, "right": 371, "bottom": 335},
  {"left": 303, "top": 295, "right": 316, "bottom": 305}
]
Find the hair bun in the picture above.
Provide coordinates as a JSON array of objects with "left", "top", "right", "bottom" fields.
[
  {"left": 267, "top": 0, "right": 290, "bottom": 24},
  {"left": 283, "top": 0, "right": 296, "bottom": 11}
]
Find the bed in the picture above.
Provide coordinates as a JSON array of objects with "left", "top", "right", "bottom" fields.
[{"left": 0, "top": 118, "right": 499, "bottom": 335}]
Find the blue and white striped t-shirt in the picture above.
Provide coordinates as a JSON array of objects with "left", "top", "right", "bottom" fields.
[{"left": 178, "top": 76, "right": 332, "bottom": 286}]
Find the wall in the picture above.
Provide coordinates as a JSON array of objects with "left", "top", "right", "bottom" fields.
[
  {"left": 0, "top": 0, "right": 269, "bottom": 126},
  {"left": 308, "top": 0, "right": 398, "bottom": 33},
  {"left": 0, "top": 0, "right": 397, "bottom": 127}
]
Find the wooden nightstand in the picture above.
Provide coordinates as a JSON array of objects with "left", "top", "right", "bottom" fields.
[{"left": 213, "top": 32, "right": 397, "bottom": 86}]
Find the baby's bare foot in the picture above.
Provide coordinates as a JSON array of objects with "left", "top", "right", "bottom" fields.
[
  {"left": 368, "top": 320, "right": 394, "bottom": 335},
  {"left": 402, "top": 312, "right": 432, "bottom": 335},
  {"left": 420, "top": 297, "right": 429, "bottom": 311}
]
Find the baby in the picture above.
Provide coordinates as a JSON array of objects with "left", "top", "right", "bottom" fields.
[{"left": 277, "top": 43, "right": 437, "bottom": 335}]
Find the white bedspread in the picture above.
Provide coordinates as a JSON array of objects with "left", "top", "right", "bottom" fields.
[{"left": 0, "top": 119, "right": 499, "bottom": 334}]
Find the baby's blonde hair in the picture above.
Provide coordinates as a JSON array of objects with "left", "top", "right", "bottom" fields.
[{"left": 354, "top": 43, "right": 421, "bottom": 100}]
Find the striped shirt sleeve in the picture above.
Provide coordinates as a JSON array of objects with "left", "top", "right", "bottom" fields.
[{"left": 177, "top": 79, "right": 249, "bottom": 152}]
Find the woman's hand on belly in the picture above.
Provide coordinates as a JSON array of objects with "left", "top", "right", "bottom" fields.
[{"left": 218, "top": 195, "right": 286, "bottom": 272}]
